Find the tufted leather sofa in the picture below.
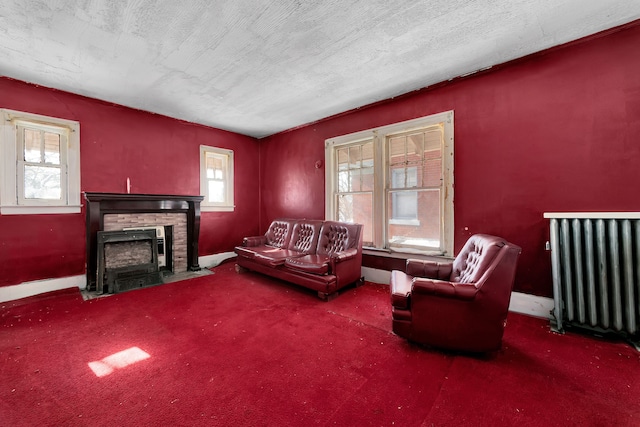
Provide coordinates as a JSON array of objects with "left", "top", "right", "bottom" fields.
[
  {"left": 390, "top": 234, "right": 522, "bottom": 352},
  {"left": 235, "top": 219, "right": 364, "bottom": 300}
]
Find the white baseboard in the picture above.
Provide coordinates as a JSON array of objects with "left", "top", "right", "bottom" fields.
[
  {"left": 508, "top": 292, "right": 553, "bottom": 319},
  {"left": 362, "top": 266, "right": 391, "bottom": 285},
  {"left": 0, "top": 275, "right": 86, "bottom": 304},
  {"left": 362, "top": 266, "right": 553, "bottom": 319},
  {"left": 199, "top": 251, "right": 236, "bottom": 269}
]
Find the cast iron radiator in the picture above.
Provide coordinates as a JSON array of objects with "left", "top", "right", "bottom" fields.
[{"left": 544, "top": 213, "right": 640, "bottom": 349}]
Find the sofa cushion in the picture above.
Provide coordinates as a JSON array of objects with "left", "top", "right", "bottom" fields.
[
  {"left": 288, "top": 220, "right": 323, "bottom": 253},
  {"left": 235, "top": 246, "right": 258, "bottom": 259},
  {"left": 254, "top": 248, "right": 306, "bottom": 267},
  {"left": 264, "top": 219, "right": 296, "bottom": 248},
  {"left": 284, "top": 254, "right": 331, "bottom": 275},
  {"left": 316, "top": 221, "right": 361, "bottom": 256}
]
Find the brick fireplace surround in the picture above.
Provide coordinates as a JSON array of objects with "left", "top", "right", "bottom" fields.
[{"left": 84, "top": 192, "right": 203, "bottom": 291}]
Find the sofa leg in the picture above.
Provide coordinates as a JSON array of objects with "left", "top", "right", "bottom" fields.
[
  {"left": 355, "top": 276, "right": 365, "bottom": 287},
  {"left": 235, "top": 264, "right": 248, "bottom": 274},
  {"left": 317, "top": 291, "right": 338, "bottom": 302}
]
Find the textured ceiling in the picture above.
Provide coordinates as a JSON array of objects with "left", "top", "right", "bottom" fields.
[{"left": 1, "top": 1, "right": 639, "bottom": 138}]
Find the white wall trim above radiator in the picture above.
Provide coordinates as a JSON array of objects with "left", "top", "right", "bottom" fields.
[{"left": 544, "top": 212, "right": 640, "bottom": 219}]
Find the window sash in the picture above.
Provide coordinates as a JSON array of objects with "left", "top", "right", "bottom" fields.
[{"left": 16, "top": 124, "right": 69, "bottom": 205}]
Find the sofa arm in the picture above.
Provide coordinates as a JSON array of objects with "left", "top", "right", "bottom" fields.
[
  {"left": 412, "top": 278, "right": 477, "bottom": 301},
  {"left": 243, "top": 235, "right": 267, "bottom": 247},
  {"left": 332, "top": 248, "right": 359, "bottom": 263},
  {"left": 406, "top": 258, "right": 453, "bottom": 280}
]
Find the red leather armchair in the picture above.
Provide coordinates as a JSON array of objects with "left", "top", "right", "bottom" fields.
[{"left": 390, "top": 234, "right": 522, "bottom": 352}]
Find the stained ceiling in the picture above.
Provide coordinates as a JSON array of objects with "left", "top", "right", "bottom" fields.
[{"left": 1, "top": 1, "right": 639, "bottom": 138}]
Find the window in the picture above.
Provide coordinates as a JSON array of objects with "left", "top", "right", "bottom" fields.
[
  {"left": 200, "top": 145, "right": 234, "bottom": 212},
  {"left": 0, "top": 109, "right": 81, "bottom": 215},
  {"left": 325, "top": 111, "right": 454, "bottom": 255}
]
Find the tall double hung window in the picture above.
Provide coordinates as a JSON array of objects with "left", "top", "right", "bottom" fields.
[{"left": 325, "top": 111, "right": 453, "bottom": 255}]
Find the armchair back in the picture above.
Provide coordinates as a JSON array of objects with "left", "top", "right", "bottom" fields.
[{"left": 450, "top": 234, "right": 507, "bottom": 283}]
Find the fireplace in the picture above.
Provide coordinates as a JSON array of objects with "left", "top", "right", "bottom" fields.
[
  {"left": 84, "top": 193, "right": 203, "bottom": 292},
  {"left": 96, "top": 229, "right": 162, "bottom": 294}
]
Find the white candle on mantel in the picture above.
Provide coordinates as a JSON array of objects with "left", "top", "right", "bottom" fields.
[{"left": 127, "top": 177, "right": 131, "bottom": 194}]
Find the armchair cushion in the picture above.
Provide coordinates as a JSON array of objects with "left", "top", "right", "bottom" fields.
[
  {"left": 450, "top": 234, "right": 505, "bottom": 283},
  {"left": 406, "top": 259, "right": 453, "bottom": 280},
  {"left": 390, "top": 270, "right": 413, "bottom": 309},
  {"left": 412, "top": 278, "right": 478, "bottom": 300}
]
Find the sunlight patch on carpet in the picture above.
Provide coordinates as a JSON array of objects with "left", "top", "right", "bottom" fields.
[{"left": 88, "top": 347, "right": 151, "bottom": 377}]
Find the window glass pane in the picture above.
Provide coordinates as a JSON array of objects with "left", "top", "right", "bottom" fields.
[
  {"left": 350, "top": 169, "right": 361, "bottom": 192},
  {"left": 338, "top": 171, "right": 350, "bottom": 192},
  {"left": 24, "top": 129, "right": 41, "bottom": 162},
  {"left": 348, "top": 146, "right": 362, "bottom": 168},
  {"left": 361, "top": 167, "right": 374, "bottom": 191},
  {"left": 391, "top": 167, "right": 417, "bottom": 189},
  {"left": 362, "top": 143, "right": 374, "bottom": 167},
  {"left": 423, "top": 127, "right": 443, "bottom": 187},
  {"left": 24, "top": 165, "right": 61, "bottom": 199},
  {"left": 423, "top": 158, "right": 442, "bottom": 187},
  {"left": 337, "top": 148, "right": 349, "bottom": 171},
  {"left": 390, "top": 190, "right": 417, "bottom": 219},
  {"left": 44, "top": 132, "right": 61, "bottom": 164},
  {"left": 407, "top": 133, "right": 424, "bottom": 156},
  {"left": 388, "top": 136, "right": 406, "bottom": 163},
  {"left": 388, "top": 189, "right": 440, "bottom": 249},
  {"left": 338, "top": 193, "right": 373, "bottom": 245},
  {"left": 208, "top": 180, "right": 224, "bottom": 203}
]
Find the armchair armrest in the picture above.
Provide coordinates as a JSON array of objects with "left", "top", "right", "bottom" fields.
[
  {"left": 243, "top": 235, "right": 267, "bottom": 247},
  {"left": 332, "top": 248, "right": 358, "bottom": 263},
  {"left": 412, "top": 278, "right": 478, "bottom": 301},
  {"left": 406, "top": 258, "right": 453, "bottom": 280}
]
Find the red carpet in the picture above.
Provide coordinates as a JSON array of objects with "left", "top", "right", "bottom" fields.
[{"left": 1, "top": 263, "right": 639, "bottom": 426}]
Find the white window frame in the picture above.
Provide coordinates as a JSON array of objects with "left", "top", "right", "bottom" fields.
[
  {"left": 200, "top": 145, "right": 234, "bottom": 212},
  {"left": 0, "top": 109, "right": 81, "bottom": 215},
  {"left": 325, "top": 111, "right": 454, "bottom": 256}
]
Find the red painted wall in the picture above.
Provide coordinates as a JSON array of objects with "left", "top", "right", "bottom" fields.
[
  {"left": 0, "top": 78, "right": 260, "bottom": 287},
  {"left": 259, "top": 22, "right": 640, "bottom": 297}
]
